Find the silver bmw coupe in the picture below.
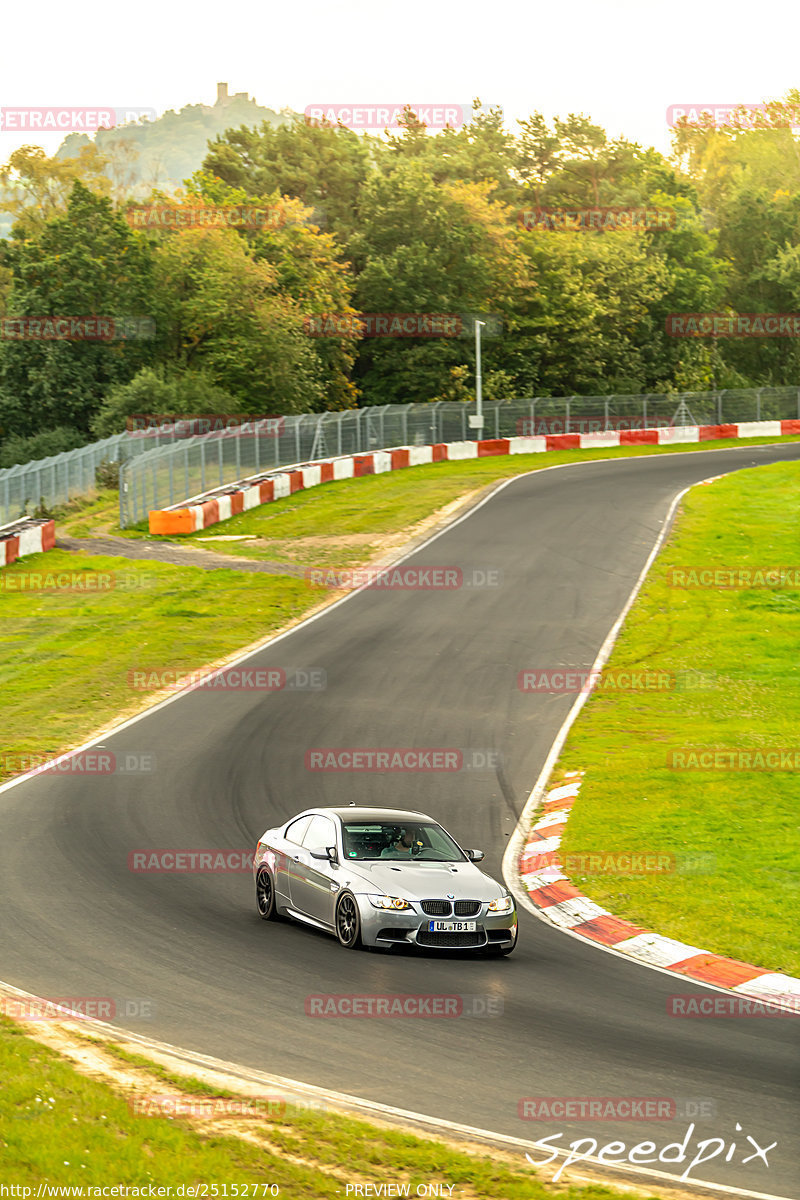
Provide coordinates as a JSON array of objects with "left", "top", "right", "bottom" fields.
[{"left": 253, "top": 806, "right": 517, "bottom": 954}]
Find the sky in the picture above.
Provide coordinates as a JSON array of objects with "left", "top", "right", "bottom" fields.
[{"left": 1, "top": 0, "right": 799, "bottom": 159}]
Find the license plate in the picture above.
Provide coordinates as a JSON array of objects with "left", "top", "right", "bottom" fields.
[{"left": 428, "top": 920, "right": 476, "bottom": 932}]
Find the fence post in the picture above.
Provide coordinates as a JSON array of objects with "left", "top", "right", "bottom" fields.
[
  {"left": 718, "top": 391, "right": 722, "bottom": 424},
  {"left": 642, "top": 395, "right": 647, "bottom": 429},
  {"left": 200, "top": 441, "right": 206, "bottom": 493},
  {"left": 756, "top": 389, "right": 762, "bottom": 422},
  {"left": 604, "top": 396, "right": 609, "bottom": 431}
]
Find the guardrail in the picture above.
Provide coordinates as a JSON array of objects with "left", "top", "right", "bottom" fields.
[
  {"left": 145, "top": 419, "right": 800, "bottom": 537},
  {"left": 119, "top": 388, "right": 800, "bottom": 527},
  {"left": 2, "top": 386, "right": 798, "bottom": 528}
]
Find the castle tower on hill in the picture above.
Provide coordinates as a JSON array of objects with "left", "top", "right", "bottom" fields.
[{"left": 216, "top": 82, "right": 251, "bottom": 107}]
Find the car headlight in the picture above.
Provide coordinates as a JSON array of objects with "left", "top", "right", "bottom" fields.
[
  {"left": 488, "top": 895, "right": 514, "bottom": 913},
  {"left": 368, "top": 894, "right": 412, "bottom": 910}
]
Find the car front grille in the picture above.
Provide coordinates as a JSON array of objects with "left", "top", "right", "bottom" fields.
[
  {"left": 453, "top": 900, "right": 481, "bottom": 916},
  {"left": 420, "top": 899, "right": 451, "bottom": 916},
  {"left": 417, "top": 927, "right": 487, "bottom": 949}
]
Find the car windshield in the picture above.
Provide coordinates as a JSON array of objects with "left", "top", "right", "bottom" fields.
[{"left": 341, "top": 821, "right": 467, "bottom": 862}]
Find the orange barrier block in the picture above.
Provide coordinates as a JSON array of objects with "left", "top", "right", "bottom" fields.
[
  {"left": 288, "top": 471, "right": 304, "bottom": 493},
  {"left": 390, "top": 448, "right": 410, "bottom": 469},
  {"left": 230, "top": 492, "right": 245, "bottom": 516},
  {"left": 431, "top": 443, "right": 448, "bottom": 462},
  {"left": 320, "top": 461, "right": 335, "bottom": 483},
  {"left": 41, "top": 520, "right": 56, "bottom": 551},
  {"left": 477, "top": 438, "right": 511, "bottom": 457},
  {"left": 781, "top": 419, "right": 800, "bottom": 435},
  {"left": 259, "top": 480, "right": 275, "bottom": 503},
  {"left": 149, "top": 509, "right": 195, "bottom": 535}
]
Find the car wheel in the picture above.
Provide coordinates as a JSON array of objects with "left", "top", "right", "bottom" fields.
[
  {"left": 335, "top": 892, "right": 362, "bottom": 949},
  {"left": 255, "top": 867, "right": 279, "bottom": 921}
]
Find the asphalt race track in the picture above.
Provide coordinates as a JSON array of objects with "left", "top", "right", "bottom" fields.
[{"left": 2, "top": 445, "right": 799, "bottom": 1195}]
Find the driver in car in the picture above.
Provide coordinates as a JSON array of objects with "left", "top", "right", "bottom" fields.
[{"left": 381, "top": 827, "right": 417, "bottom": 857}]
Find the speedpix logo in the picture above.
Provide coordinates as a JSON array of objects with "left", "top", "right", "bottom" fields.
[{"left": 526, "top": 1122, "right": 777, "bottom": 1183}]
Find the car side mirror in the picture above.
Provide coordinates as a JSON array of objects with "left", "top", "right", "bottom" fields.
[
  {"left": 466, "top": 848, "right": 485, "bottom": 862},
  {"left": 309, "top": 845, "right": 338, "bottom": 863}
]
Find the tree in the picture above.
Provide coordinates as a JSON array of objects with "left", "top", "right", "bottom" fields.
[
  {"left": 0, "top": 182, "right": 156, "bottom": 441},
  {"left": 152, "top": 226, "right": 326, "bottom": 413},
  {"left": 347, "top": 162, "right": 525, "bottom": 404},
  {"left": 0, "top": 145, "right": 111, "bottom": 236},
  {"left": 203, "top": 117, "right": 372, "bottom": 242}
]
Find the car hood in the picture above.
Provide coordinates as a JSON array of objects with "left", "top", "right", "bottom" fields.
[{"left": 340, "top": 859, "right": 504, "bottom": 901}]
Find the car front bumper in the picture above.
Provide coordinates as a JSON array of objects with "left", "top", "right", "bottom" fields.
[{"left": 355, "top": 896, "right": 517, "bottom": 950}]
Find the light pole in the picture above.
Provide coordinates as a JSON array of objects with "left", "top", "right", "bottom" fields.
[{"left": 469, "top": 319, "right": 486, "bottom": 441}]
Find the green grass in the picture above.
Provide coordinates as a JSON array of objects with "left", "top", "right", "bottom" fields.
[
  {"left": 557, "top": 460, "right": 800, "bottom": 974},
  {"left": 0, "top": 551, "right": 325, "bottom": 782},
  {"left": 0, "top": 1017, "right": 656, "bottom": 1199},
  {"left": 173, "top": 437, "right": 800, "bottom": 569}
]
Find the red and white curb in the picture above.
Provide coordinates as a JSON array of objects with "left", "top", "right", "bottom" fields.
[
  {"left": 0, "top": 517, "right": 56, "bottom": 568},
  {"left": 148, "top": 419, "right": 800, "bottom": 535},
  {"left": 520, "top": 774, "right": 800, "bottom": 1011}
]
